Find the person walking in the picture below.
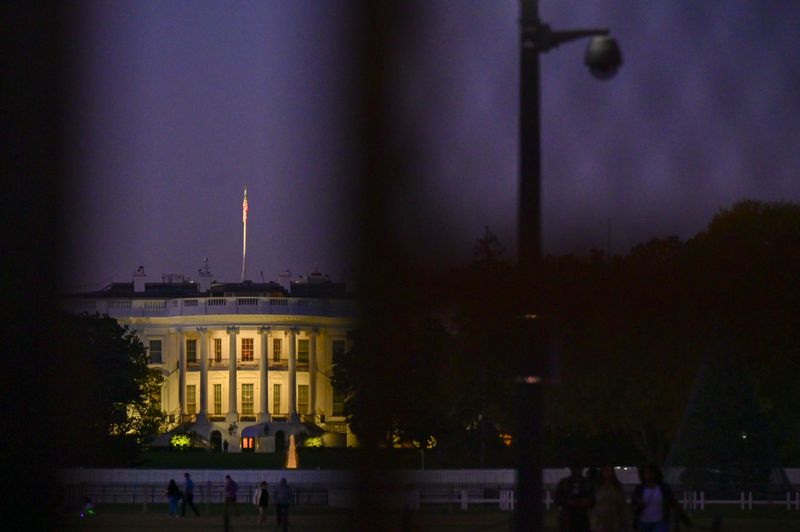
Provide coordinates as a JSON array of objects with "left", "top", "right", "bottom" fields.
[
  {"left": 253, "top": 480, "right": 269, "bottom": 526},
  {"left": 224, "top": 474, "right": 239, "bottom": 516},
  {"left": 554, "top": 464, "right": 592, "bottom": 532},
  {"left": 274, "top": 477, "right": 292, "bottom": 532},
  {"left": 631, "top": 464, "right": 690, "bottom": 532},
  {"left": 181, "top": 472, "right": 200, "bottom": 517},
  {"left": 591, "top": 465, "right": 630, "bottom": 532},
  {"left": 165, "top": 479, "right": 181, "bottom": 518}
]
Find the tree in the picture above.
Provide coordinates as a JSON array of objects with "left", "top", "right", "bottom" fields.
[
  {"left": 54, "top": 312, "right": 164, "bottom": 465},
  {"left": 331, "top": 317, "right": 462, "bottom": 450}
]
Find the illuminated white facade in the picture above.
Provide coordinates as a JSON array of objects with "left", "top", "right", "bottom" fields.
[{"left": 66, "top": 269, "right": 356, "bottom": 452}]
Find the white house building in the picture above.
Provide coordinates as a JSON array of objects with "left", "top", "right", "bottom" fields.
[{"left": 65, "top": 265, "right": 357, "bottom": 453}]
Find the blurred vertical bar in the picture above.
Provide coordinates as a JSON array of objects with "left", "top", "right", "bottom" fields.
[
  {"left": 517, "top": 0, "right": 544, "bottom": 530},
  {"left": 1, "top": 1, "right": 68, "bottom": 529},
  {"left": 351, "top": 0, "right": 414, "bottom": 529}
]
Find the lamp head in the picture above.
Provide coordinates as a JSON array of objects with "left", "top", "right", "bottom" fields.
[{"left": 585, "top": 35, "right": 622, "bottom": 80}]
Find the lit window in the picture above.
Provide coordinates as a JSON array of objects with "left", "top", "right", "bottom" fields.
[
  {"left": 213, "top": 384, "right": 222, "bottom": 414},
  {"left": 273, "top": 338, "right": 282, "bottom": 362},
  {"left": 186, "top": 339, "right": 197, "bottom": 363},
  {"left": 148, "top": 340, "right": 162, "bottom": 364},
  {"left": 241, "top": 383, "right": 254, "bottom": 414},
  {"left": 273, "top": 383, "right": 281, "bottom": 414},
  {"left": 214, "top": 338, "right": 222, "bottom": 363},
  {"left": 186, "top": 385, "right": 196, "bottom": 415},
  {"left": 298, "top": 339, "right": 309, "bottom": 364},
  {"left": 241, "top": 338, "right": 254, "bottom": 362},
  {"left": 298, "top": 385, "right": 309, "bottom": 414},
  {"left": 241, "top": 437, "right": 254, "bottom": 450}
]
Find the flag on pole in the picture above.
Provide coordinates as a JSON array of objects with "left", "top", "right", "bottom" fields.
[{"left": 242, "top": 188, "right": 248, "bottom": 223}]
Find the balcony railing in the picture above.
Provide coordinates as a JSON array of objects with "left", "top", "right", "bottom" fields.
[
  {"left": 209, "top": 358, "right": 228, "bottom": 369},
  {"left": 268, "top": 358, "right": 289, "bottom": 369},
  {"left": 66, "top": 296, "right": 356, "bottom": 319},
  {"left": 186, "top": 358, "right": 266, "bottom": 370},
  {"left": 237, "top": 358, "right": 259, "bottom": 369}
]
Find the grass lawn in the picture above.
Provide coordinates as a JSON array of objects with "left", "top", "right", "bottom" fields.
[{"left": 59, "top": 504, "right": 800, "bottom": 531}]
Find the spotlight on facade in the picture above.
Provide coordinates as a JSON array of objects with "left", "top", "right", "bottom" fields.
[{"left": 584, "top": 35, "right": 623, "bottom": 80}]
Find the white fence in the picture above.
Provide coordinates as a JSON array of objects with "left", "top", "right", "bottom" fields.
[{"left": 60, "top": 468, "right": 800, "bottom": 512}]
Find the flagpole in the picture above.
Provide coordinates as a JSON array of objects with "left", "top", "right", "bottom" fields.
[{"left": 241, "top": 187, "right": 248, "bottom": 282}]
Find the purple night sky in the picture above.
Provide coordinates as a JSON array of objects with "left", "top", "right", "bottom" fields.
[{"left": 62, "top": 1, "right": 800, "bottom": 292}]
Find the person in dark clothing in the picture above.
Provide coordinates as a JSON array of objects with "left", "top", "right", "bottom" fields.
[
  {"left": 165, "top": 479, "right": 181, "bottom": 517},
  {"left": 181, "top": 472, "right": 200, "bottom": 516},
  {"left": 274, "top": 478, "right": 292, "bottom": 532},
  {"left": 554, "top": 465, "right": 592, "bottom": 532},
  {"left": 224, "top": 474, "right": 239, "bottom": 516},
  {"left": 630, "top": 464, "right": 691, "bottom": 532}
]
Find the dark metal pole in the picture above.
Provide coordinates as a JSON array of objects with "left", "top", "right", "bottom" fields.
[
  {"left": 516, "top": 0, "right": 544, "bottom": 530},
  {"left": 519, "top": 0, "right": 542, "bottom": 272}
]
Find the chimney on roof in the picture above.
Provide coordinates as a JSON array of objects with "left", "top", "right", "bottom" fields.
[
  {"left": 198, "top": 258, "right": 213, "bottom": 293},
  {"left": 133, "top": 266, "right": 146, "bottom": 293}
]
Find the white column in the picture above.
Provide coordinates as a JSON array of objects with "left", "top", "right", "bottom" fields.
[
  {"left": 177, "top": 329, "right": 186, "bottom": 419},
  {"left": 197, "top": 327, "right": 209, "bottom": 423},
  {"left": 226, "top": 326, "right": 239, "bottom": 422},
  {"left": 258, "top": 326, "right": 270, "bottom": 422},
  {"left": 288, "top": 328, "right": 298, "bottom": 422},
  {"left": 309, "top": 328, "right": 318, "bottom": 421}
]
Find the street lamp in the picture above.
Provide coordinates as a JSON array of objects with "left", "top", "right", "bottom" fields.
[{"left": 516, "top": 1, "right": 622, "bottom": 530}]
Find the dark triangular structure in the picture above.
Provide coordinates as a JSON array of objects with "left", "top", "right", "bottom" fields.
[{"left": 665, "top": 329, "right": 791, "bottom": 496}]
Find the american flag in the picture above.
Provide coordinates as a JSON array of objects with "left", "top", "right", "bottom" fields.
[{"left": 242, "top": 190, "right": 248, "bottom": 223}]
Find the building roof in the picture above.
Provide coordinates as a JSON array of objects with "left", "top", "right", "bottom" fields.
[{"left": 67, "top": 277, "right": 348, "bottom": 300}]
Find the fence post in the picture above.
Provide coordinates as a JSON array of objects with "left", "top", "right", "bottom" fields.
[
  {"left": 700, "top": 491, "right": 705, "bottom": 511},
  {"left": 460, "top": 489, "right": 468, "bottom": 511},
  {"left": 544, "top": 489, "right": 552, "bottom": 511},
  {"left": 748, "top": 491, "right": 752, "bottom": 510},
  {"left": 740, "top": 491, "right": 744, "bottom": 510}
]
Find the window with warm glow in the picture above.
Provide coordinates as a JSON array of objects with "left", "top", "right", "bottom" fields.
[
  {"left": 273, "top": 338, "right": 282, "bottom": 362},
  {"left": 186, "top": 385, "right": 196, "bottom": 415},
  {"left": 213, "top": 384, "right": 222, "bottom": 414},
  {"left": 298, "top": 384, "right": 309, "bottom": 414},
  {"left": 241, "top": 338, "right": 254, "bottom": 361},
  {"left": 298, "top": 339, "right": 309, "bottom": 364},
  {"left": 241, "top": 437, "right": 254, "bottom": 449},
  {"left": 241, "top": 383, "right": 254, "bottom": 414},
  {"left": 186, "top": 339, "right": 197, "bottom": 363},
  {"left": 214, "top": 338, "right": 222, "bottom": 363},
  {"left": 273, "top": 383, "right": 281, "bottom": 414}
]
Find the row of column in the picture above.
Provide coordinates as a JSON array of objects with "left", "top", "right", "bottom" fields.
[{"left": 177, "top": 327, "right": 318, "bottom": 424}]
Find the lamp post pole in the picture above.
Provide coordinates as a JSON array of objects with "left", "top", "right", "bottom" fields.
[
  {"left": 516, "top": 3, "right": 544, "bottom": 530},
  {"left": 515, "top": 1, "right": 619, "bottom": 529}
]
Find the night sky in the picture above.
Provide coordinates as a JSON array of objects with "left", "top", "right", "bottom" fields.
[{"left": 62, "top": 1, "right": 800, "bottom": 292}]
